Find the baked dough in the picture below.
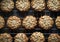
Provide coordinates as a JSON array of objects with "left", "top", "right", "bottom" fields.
[
  {"left": 22, "top": 16, "right": 37, "bottom": 29},
  {"left": 0, "top": 0, "right": 14, "bottom": 12},
  {"left": 55, "top": 16, "right": 60, "bottom": 29},
  {"left": 48, "top": 34, "right": 60, "bottom": 42},
  {"left": 30, "top": 32, "right": 45, "bottom": 42},
  {"left": 47, "top": 0, "right": 60, "bottom": 11},
  {"left": 14, "top": 33, "right": 28, "bottom": 42},
  {"left": 39, "top": 15, "right": 54, "bottom": 30},
  {"left": 16, "top": 0, "right": 30, "bottom": 11},
  {"left": 0, "top": 33, "right": 12, "bottom": 42},
  {"left": 31, "top": 0, "right": 45, "bottom": 11},
  {"left": 7, "top": 16, "right": 21, "bottom": 29}
]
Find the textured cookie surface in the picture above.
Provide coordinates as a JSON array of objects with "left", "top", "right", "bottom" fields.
[
  {"left": 7, "top": 16, "right": 21, "bottom": 29},
  {"left": 30, "top": 32, "right": 45, "bottom": 42},
  {"left": 48, "top": 34, "right": 60, "bottom": 42},
  {"left": 14, "top": 33, "right": 28, "bottom": 42},
  {"left": 0, "top": 33, "right": 12, "bottom": 42},
  {"left": 47, "top": 0, "right": 60, "bottom": 11},
  {"left": 31, "top": 0, "right": 45, "bottom": 11},
  {"left": 0, "top": 16, "right": 5, "bottom": 29},
  {"left": 0, "top": 0, "right": 14, "bottom": 12},
  {"left": 23, "top": 16, "right": 37, "bottom": 29},
  {"left": 16, "top": 0, "right": 30, "bottom": 11},
  {"left": 55, "top": 16, "right": 60, "bottom": 29},
  {"left": 39, "top": 15, "right": 54, "bottom": 30}
]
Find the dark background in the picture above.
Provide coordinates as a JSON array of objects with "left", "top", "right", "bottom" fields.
[{"left": 0, "top": 0, "right": 60, "bottom": 42}]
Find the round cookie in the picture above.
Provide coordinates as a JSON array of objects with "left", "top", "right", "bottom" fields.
[
  {"left": 0, "top": 16, "right": 5, "bottom": 29},
  {"left": 22, "top": 15, "right": 37, "bottom": 29},
  {"left": 55, "top": 16, "right": 60, "bottom": 29},
  {"left": 48, "top": 33, "right": 60, "bottom": 42},
  {"left": 39, "top": 15, "right": 54, "bottom": 30},
  {"left": 7, "top": 16, "right": 21, "bottom": 29},
  {"left": 14, "top": 33, "right": 28, "bottom": 42},
  {"left": 0, "top": 33, "right": 12, "bottom": 42},
  {"left": 31, "top": 0, "right": 45, "bottom": 11},
  {"left": 30, "top": 32, "right": 45, "bottom": 42},
  {"left": 47, "top": 0, "right": 60, "bottom": 11},
  {"left": 0, "top": 0, "right": 14, "bottom": 12},
  {"left": 16, "top": 0, "right": 30, "bottom": 11}
]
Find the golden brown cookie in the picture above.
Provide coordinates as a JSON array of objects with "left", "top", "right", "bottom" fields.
[
  {"left": 0, "top": 33, "right": 12, "bottom": 42},
  {"left": 31, "top": 0, "right": 45, "bottom": 11},
  {"left": 7, "top": 16, "right": 21, "bottom": 29},
  {"left": 0, "top": 0, "right": 14, "bottom": 12},
  {"left": 14, "top": 33, "right": 28, "bottom": 42},
  {"left": 48, "top": 33, "right": 60, "bottom": 42},
  {"left": 16, "top": 0, "right": 30, "bottom": 11},
  {"left": 30, "top": 32, "right": 45, "bottom": 42},
  {"left": 47, "top": 0, "right": 60, "bottom": 11},
  {"left": 55, "top": 16, "right": 60, "bottom": 29},
  {"left": 0, "top": 16, "right": 5, "bottom": 29},
  {"left": 22, "top": 15, "right": 37, "bottom": 29},
  {"left": 39, "top": 15, "right": 54, "bottom": 30}
]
